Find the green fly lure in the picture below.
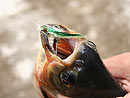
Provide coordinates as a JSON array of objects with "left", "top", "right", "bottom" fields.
[{"left": 40, "top": 24, "right": 85, "bottom": 38}]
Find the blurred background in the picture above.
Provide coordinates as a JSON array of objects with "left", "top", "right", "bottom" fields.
[{"left": 0, "top": 0, "right": 130, "bottom": 98}]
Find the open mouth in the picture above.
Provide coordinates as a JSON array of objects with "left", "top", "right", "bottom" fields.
[
  {"left": 40, "top": 30, "right": 77, "bottom": 59},
  {"left": 40, "top": 24, "right": 85, "bottom": 60},
  {"left": 48, "top": 37, "right": 76, "bottom": 59}
]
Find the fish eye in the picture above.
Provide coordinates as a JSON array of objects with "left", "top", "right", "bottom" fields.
[{"left": 60, "top": 70, "right": 77, "bottom": 88}]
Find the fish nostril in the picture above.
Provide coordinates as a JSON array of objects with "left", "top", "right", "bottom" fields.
[{"left": 87, "top": 41, "right": 97, "bottom": 52}]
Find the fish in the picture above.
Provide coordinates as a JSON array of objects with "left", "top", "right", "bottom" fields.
[{"left": 34, "top": 24, "right": 126, "bottom": 98}]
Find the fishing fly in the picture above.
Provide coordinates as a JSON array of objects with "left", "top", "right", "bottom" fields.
[{"left": 40, "top": 24, "right": 85, "bottom": 38}]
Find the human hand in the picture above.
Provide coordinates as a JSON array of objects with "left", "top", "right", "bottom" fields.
[{"left": 104, "top": 52, "right": 130, "bottom": 98}]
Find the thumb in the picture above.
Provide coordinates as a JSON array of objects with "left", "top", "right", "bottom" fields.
[{"left": 103, "top": 52, "right": 130, "bottom": 79}]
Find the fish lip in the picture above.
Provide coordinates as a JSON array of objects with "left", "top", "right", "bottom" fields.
[{"left": 40, "top": 30, "right": 53, "bottom": 53}]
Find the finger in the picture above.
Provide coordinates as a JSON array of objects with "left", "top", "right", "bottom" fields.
[
  {"left": 124, "top": 93, "right": 130, "bottom": 98},
  {"left": 57, "top": 94, "right": 69, "bottom": 98},
  {"left": 103, "top": 52, "right": 130, "bottom": 79},
  {"left": 116, "top": 93, "right": 130, "bottom": 98}
]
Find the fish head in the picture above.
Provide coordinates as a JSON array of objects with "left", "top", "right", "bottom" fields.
[{"left": 34, "top": 24, "right": 126, "bottom": 98}]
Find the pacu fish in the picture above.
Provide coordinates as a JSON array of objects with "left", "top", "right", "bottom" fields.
[{"left": 34, "top": 24, "right": 126, "bottom": 98}]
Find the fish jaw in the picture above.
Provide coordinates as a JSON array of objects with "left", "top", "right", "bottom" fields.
[{"left": 34, "top": 48, "right": 65, "bottom": 98}]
